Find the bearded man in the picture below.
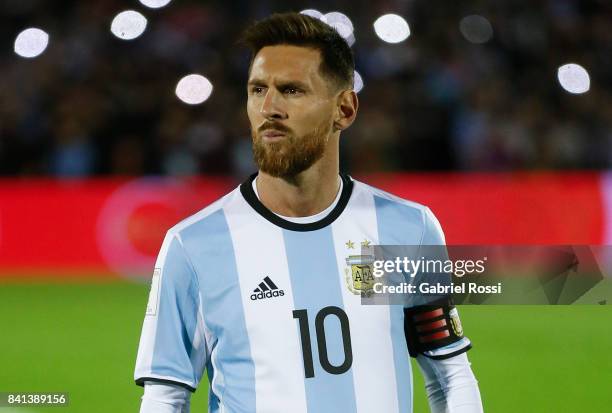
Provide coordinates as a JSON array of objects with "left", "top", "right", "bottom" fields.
[{"left": 134, "top": 12, "right": 483, "bottom": 413}]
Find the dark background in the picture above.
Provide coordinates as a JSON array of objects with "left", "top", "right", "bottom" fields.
[{"left": 2, "top": 0, "right": 611, "bottom": 177}]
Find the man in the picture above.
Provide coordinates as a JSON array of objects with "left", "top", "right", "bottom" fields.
[{"left": 135, "top": 12, "right": 483, "bottom": 413}]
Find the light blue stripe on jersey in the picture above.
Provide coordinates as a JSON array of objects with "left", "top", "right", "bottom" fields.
[
  {"left": 180, "top": 209, "right": 256, "bottom": 412},
  {"left": 152, "top": 236, "right": 199, "bottom": 385},
  {"left": 283, "top": 228, "right": 357, "bottom": 413},
  {"left": 374, "top": 195, "right": 423, "bottom": 413}
]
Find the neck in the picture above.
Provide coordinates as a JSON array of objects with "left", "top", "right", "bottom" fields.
[{"left": 256, "top": 148, "right": 340, "bottom": 217}]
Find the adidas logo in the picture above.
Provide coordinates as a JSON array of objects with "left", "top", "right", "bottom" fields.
[{"left": 250, "top": 276, "right": 285, "bottom": 301}]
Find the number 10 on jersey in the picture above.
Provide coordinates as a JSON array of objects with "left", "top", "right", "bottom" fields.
[{"left": 292, "top": 306, "right": 353, "bottom": 378}]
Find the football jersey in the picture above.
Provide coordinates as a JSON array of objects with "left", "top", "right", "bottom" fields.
[{"left": 134, "top": 173, "right": 470, "bottom": 413}]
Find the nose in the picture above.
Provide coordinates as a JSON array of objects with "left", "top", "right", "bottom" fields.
[{"left": 260, "top": 89, "right": 287, "bottom": 120}]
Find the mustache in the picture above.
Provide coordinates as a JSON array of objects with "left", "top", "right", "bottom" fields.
[{"left": 257, "top": 122, "right": 292, "bottom": 134}]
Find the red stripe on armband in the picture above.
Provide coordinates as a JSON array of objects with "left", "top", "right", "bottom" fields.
[
  {"left": 419, "top": 330, "right": 450, "bottom": 343},
  {"left": 416, "top": 319, "right": 447, "bottom": 333},
  {"left": 413, "top": 308, "right": 443, "bottom": 322}
]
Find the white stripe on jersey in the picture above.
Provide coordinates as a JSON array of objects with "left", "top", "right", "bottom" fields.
[
  {"left": 330, "top": 185, "right": 403, "bottom": 413},
  {"left": 224, "top": 196, "right": 309, "bottom": 413}
]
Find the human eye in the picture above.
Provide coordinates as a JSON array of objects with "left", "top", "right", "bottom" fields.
[
  {"left": 283, "top": 86, "right": 303, "bottom": 96},
  {"left": 250, "top": 86, "right": 265, "bottom": 95}
]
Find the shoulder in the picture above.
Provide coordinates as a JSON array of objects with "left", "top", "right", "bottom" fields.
[
  {"left": 166, "top": 186, "right": 242, "bottom": 242},
  {"left": 352, "top": 178, "right": 433, "bottom": 220},
  {"left": 352, "top": 178, "right": 445, "bottom": 245}
]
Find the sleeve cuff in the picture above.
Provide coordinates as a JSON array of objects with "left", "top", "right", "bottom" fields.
[
  {"left": 135, "top": 376, "right": 197, "bottom": 393},
  {"left": 421, "top": 337, "right": 472, "bottom": 360}
]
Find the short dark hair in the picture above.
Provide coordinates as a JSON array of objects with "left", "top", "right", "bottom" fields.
[{"left": 239, "top": 12, "right": 354, "bottom": 90}]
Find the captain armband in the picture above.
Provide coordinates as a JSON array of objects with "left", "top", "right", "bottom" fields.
[{"left": 404, "top": 297, "right": 471, "bottom": 359}]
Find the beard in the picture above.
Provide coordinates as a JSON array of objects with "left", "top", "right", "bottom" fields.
[{"left": 252, "top": 119, "right": 332, "bottom": 178}]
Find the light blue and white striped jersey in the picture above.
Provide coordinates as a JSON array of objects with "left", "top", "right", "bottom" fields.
[{"left": 134, "top": 174, "right": 470, "bottom": 413}]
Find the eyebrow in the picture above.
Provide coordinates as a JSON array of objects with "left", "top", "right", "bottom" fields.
[{"left": 248, "top": 78, "right": 310, "bottom": 91}]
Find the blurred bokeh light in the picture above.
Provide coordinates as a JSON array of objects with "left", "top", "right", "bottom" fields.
[
  {"left": 373, "top": 14, "right": 410, "bottom": 43},
  {"left": 139, "top": 0, "right": 173, "bottom": 9},
  {"left": 323, "top": 11, "right": 354, "bottom": 41},
  {"left": 14, "top": 28, "right": 49, "bottom": 58},
  {"left": 300, "top": 9, "right": 324, "bottom": 20},
  {"left": 175, "top": 74, "right": 213, "bottom": 105},
  {"left": 557, "top": 64, "right": 590, "bottom": 94},
  {"left": 353, "top": 70, "right": 363, "bottom": 93},
  {"left": 110, "top": 10, "right": 148, "bottom": 40}
]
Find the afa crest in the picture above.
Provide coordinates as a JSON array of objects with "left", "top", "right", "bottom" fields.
[{"left": 344, "top": 254, "right": 376, "bottom": 296}]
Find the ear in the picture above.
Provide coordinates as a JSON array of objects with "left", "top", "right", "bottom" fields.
[{"left": 333, "top": 89, "right": 359, "bottom": 131}]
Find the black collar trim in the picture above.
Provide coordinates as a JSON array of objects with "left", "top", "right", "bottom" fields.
[{"left": 240, "top": 173, "right": 354, "bottom": 232}]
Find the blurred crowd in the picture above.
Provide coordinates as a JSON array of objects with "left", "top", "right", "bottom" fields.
[{"left": 1, "top": 0, "right": 611, "bottom": 177}]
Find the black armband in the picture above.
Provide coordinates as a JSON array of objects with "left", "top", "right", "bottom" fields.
[{"left": 404, "top": 297, "right": 467, "bottom": 358}]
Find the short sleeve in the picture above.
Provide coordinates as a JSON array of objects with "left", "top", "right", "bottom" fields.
[
  {"left": 404, "top": 207, "right": 472, "bottom": 358},
  {"left": 422, "top": 207, "right": 446, "bottom": 246},
  {"left": 134, "top": 231, "right": 208, "bottom": 392}
]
